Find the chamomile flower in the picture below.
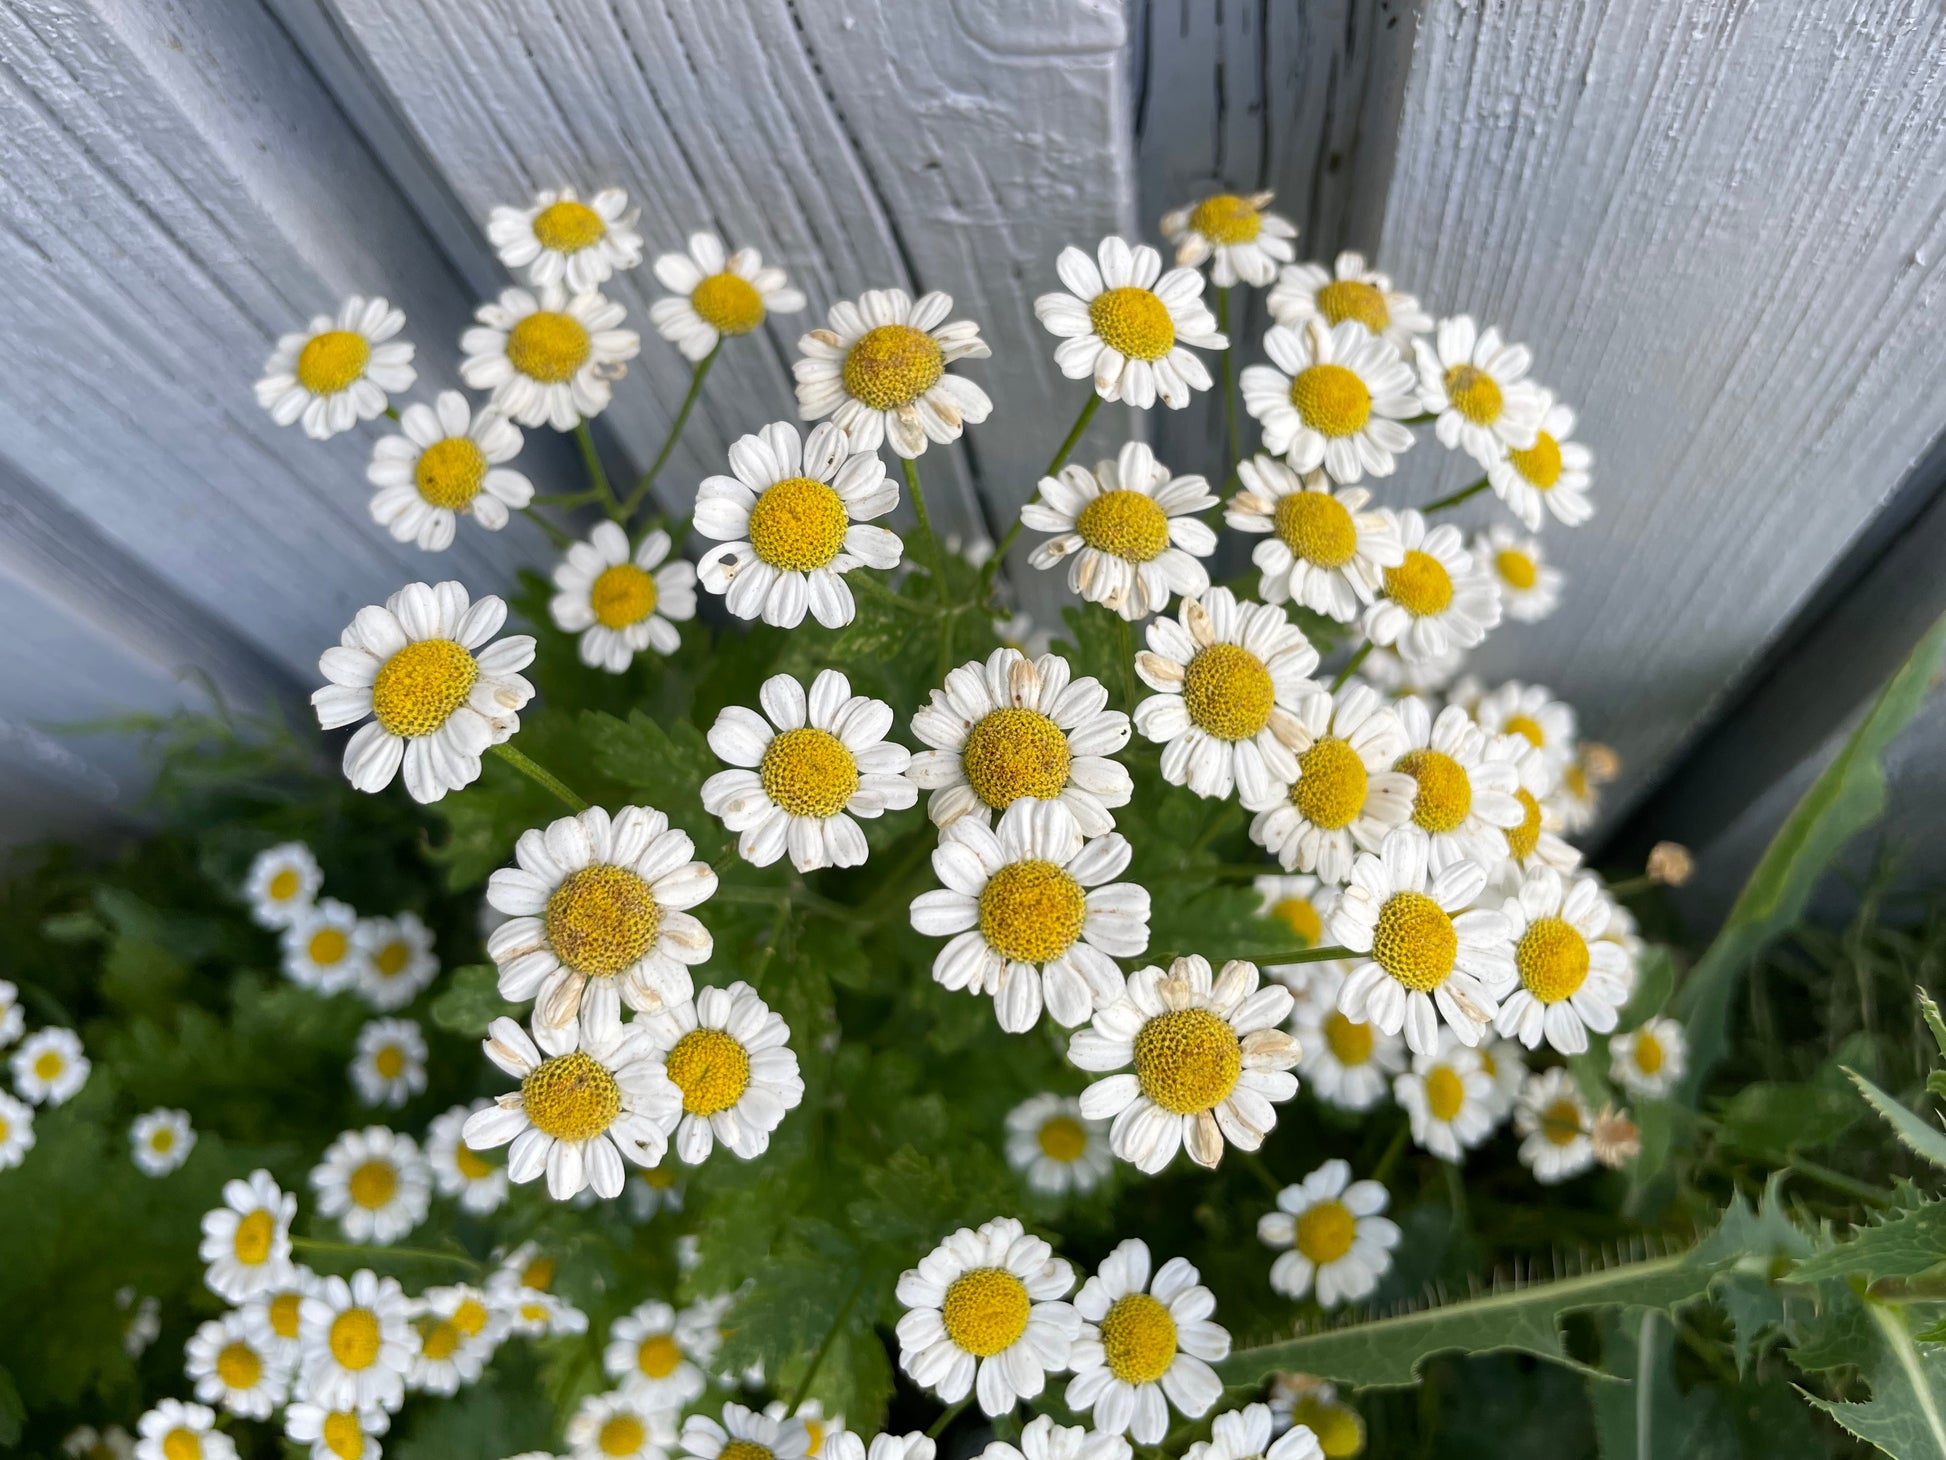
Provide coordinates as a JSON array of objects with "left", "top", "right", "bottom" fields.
[
  {"left": 1247, "top": 683, "right": 1413, "bottom": 882},
  {"left": 1360, "top": 511, "right": 1502, "bottom": 665},
  {"left": 1496, "top": 738, "right": 1583, "bottom": 877},
  {"left": 1476, "top": 1037, "right": 1527, "bottom": 1122},
  {"left": 122, "top": 1287, "right": 161, "bottom": 1357},
  {"left": 351, "top": 1020, "right": 428, "bottom": 1108},
  {"left": 244, "top": 843, "right": 322, "bottom": 928},
  {"left": 311, "top": 1128, "right": 433, "bottom": 1245},
  {"left": 299, "top": 1268, "right": 414, "bottom": 1413},
  {"left": 696, "top": 424, "right": 904, "bottom": 632},
  {"left": 1267, "top": 251, "right": 1433, "bottom": 357},
  {"left": 353, "top": 913, "right": 440, "bottom": 1011},
  {"left": 641, "top": 982, "right": 804, "bottom": 1163},
  {"left": 12, "top": 1026, "right": 88, "bottom": 1105},
  {"left": 794, "top": 288, "right": 992, "bottom": 457},
  {"left": 1473, "top": 681, "right": 1577, "bottom": 788},
  {"left": 1186, "top": 1405, "right": 1322, "bottom": 1460},
  {"left": 1071, "top": 956, "right": 1300, "bottom": 1173},
  {"left": 1611, "top": 1017, "right": 1687, "bottom": 1098},
  {"left": 1394, "top": 1035, "right": 1498, "bottom": 1162},
  {"left": 1024, "top": 441, "right": 1217, "bottom": 620},
  {"left": 627, "top": 1165, "right": 684, "bottom": 1220},
  {"left": 1258, "top": 1160, "right": 1398, "bottom": 1307},
  {"left": 462, "top": 284, "right": 641, "bottom": 430},
  {"left": 255, "top": 296, "right": 415, "bottom": 439},
  {"left": 767, "top": 1401, "right": 848, "bottom": 1459},
  {"left": 1036, "top": 236, "right": 1226, "bottom": 409},
  {"left": 1241, "top": 320, "right": 1418, "bottom": 484},
  {"left": 602, "top": 1298, "right": 717, "bottom": 1407},
  {"left": 186, "top": 1311, "right": 287, "bottom": 1418},
  {"left": 1414, "top": 316, "right": 1545, "bottom": 467},
  {"left": 702, "top": 669, "right": 916, "bottom": 872},
  {"left": 1133, "top": 587, "right": 1322, "bottom": 804},
  {"left": 200, "top": 1170, "right": 296, "bottom": 1301},
  {"left": 1474, "top": 527, "right": 1561, "bottom": 623},
  {"left": 1160, "top": 190, "right": 1296, "bottom": 287},
  {"left": 909, "top": 647, "right": 1132, "bottom": 835},
  {"left": 1357, "top": 642, "right": 1466, "bottom": 699},
  {"left": 426, "top": 1102, "right": 509, "bottom": 1214},
  {"left": 1256, "top": 874, "right": 1336, "bottom": 958},
  {"left": 487, "top": 1245, "right": 590, "bottom": 1337},
  {"left": 979, "top": 1415, "right": 1129, "bottom": 1460},
  {"left": 910, "top": 798, "right": 1148, "bottom": 1033},
  {"left": 1065, "top": 1238, "right": 1228, "bottom": 1442},
  {"left": 649, "top": 231, "right": 805, "bottom": 359},
  {"left": 312, "top": 581, "right": 536, "bottom": 804},
  {"left": 1329, "top": 829, "right": 1514, "bottom": 1055},
  {"left": 490, "top": 187, "right": 643, "bottom": 292},
  {"left": 1549, "top": 741, "right": 1618, "bottom": 835},
  {"left": 568, "top": 1391, "right": 677, "bottom": 1460},
  {"left": 680, "top": 1405, "right": 809, "bottom": 1460},
  {"left": 1292, "top": 996, "right": 1403, "bottom": 1112},
  {"left": 1486, "top": 388, "right": 1594, "bottom": 529},
  {"left": 134, "top": 1400, "right": 236, "bottom": 1460},
  {"left": 486, "top": 804, "right": 716, "bottom": 1035},
  {"left": 1226, "top": 457, "right": 1403, "bottom": 622},
  {"left": 0, "top": 1092, "right": 34, "bottom": 1170},
  {"left": 466, "top": 1015, "right": 681, "bottom": 1199},
  {"left": 281, "top": 898, "right": 367, "bottom": 994},
  {"left": 285, "top": 1403, "right": 389, "bottom": 1460},
  {"left": 551, "top": 524, "right": 698, "bottom": 671},
  {"left": 1388, "top": 696, "right": 1525, "bottom": 872},
  {"left": 130, "top": 1108, "right": 195, "bottom": 1175},
  {"left": 895, "top": 1214, "right": 1079, "bottom": 1414},
  {"left": 1269, "top": 1376, "right": 1364, "bottom": 1456},
  {"left": 240, "top": 1268, "right": 321, "bottom": 1368},
  {"left": 1494, "top": 869, "right": 1632, "bottom": 1054},
  {"left": 408, "top": 1284, "right": 499, "bottom": 1395},
  {"left": 367, "top": 393, "right": 534, "bottom": 552},
  {"left": 1005, "top": 1093, "right": 1114, "bottom": 1197},
  {"left": 1514, "top": 1067, "right": 1597, "bottom": 1183}
]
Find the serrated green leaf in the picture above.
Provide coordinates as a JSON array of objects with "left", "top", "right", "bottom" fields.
[
  {"left": 428, "top": 964, "right": 507, "bottom": 1037},
  {"left": 1922, "top": 991, "right": 1946, "bottom": 1064},
  {"left": 581, "top": 707, "right": 715, "bottom": 807},
  {"left": 1849, "top": 1068, "right": 1946, "bottom": 1172},
  {"left": 1792, "top": 1201, "right": 1946, "bottom": 1287},
  {"left": 1801, "top": 1291, "right": 1946, "bottom": 1460}
]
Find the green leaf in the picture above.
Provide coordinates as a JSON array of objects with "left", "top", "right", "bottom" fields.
[
  {"left": 1792, "top": 1200, "right": 1946, "bottom": 1286},
  {"left": 1801, "top": 1291, "right": 1946, "bottom": 1460},
  {"left": 0, "top": 1365, "right": 21, "bottom": 1446},
  {"left": 1922, "top": 991, "right": 1946, "bottom": 1064},
  {"left": 581, "top": 708, "right": 715, "bottom": 806},
  {"left": 1849, "top": 1067, "right": 1946, "bottom": 1172},
  {"left": 1588, "top": 1310, "right": 1733, "bottom": 1460},
  {"left": 428, "top": 964, "right": 508, "bottom": 1037},
  {"left": 1617, "top": 945, "right": 1676, "bottom": 1029},
  {"left": 1713, "top": 1080, "right": 1860, "bottom": 1158}
]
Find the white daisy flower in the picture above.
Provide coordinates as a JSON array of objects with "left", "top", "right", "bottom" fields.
[
  {"left": 1226, "top": 457, "right": 1403, "bottom": 623},
  {"left": 627, "top": 1165, "right": 684, "bottom": 1220},
  {"left": 299, "top": 1268, "right": 414, "bottom": 1413},
  {"left": 1267, "top": 251, "right": 1433, "bottom": 356},
  {"left": 1329, "top": 828, "right": 1514, "bottom": 1055},
  {"left": 1255, "top": 874, "right": 1337, "bottom": 961},
  {"left": 649, "top": 231, "right": 805, "bottom": 360},
  {"left": 186, "top": 1311, "right": 287, "bottom": 1419},
  {"left": 1160, "top": 191, "right": 1297, "bottom": 287},
  {"left": 244, "top": 843, "right": 322, "bottom": 928},
  {"left": 1612, "top": 1017, "right": 1686, "bottom": 1098},
  {"left": 352, "top": 913, "right": 440, "bottom": 1012},
  {"left": 1475, "top": 1037, "right": 1527, "bottom": 1123},
  {"left": 639, "top": 981, "right": 804, "bottom": 1163},
  {"left": 1292, "top": 997, "right": 1403, "bottom": 1113},
  {"left": 12, "top": 1026, "right": 88, "bottom": 1105},
  {"left": 239, "top": 1267, "right": 321, "bottom": 1368},
  {"left": 1486, "top": 388, "right": 1594, "bottom": 529},
  {"left": 255, "top": 296, "right": 415, "bottom": 440},
  {"left": 1494, "top": 868, "right": 1632, "bottom": 1055},
  {"left": 134, "top": 1400, "right": 236, "bottom": 1460},
  {"left": 486, "top": 804, "right": 716, "bottom": 1036},
  {"left": 1514, "top": 1067, "right": 1597, "bottom": 1184},
  {"left": 1247, "top": 682, "right": 1413, "bottom": 882},
  {"left": 1395, "top": 1034, "right": 1498, "bottom": 1162},
  {"left": 1474, "top": 527, "right": 1562, "bottom": 623},
  {"left": 680, "top": 1404, "right": 808, "bottom": 1460},
  {"left": 979, "top": 1415, "right": 1129, "bottom": 1460},
  {"left": 65, "top": 1426, "right": 134, "bottom": 1460},
  {"left": 281, "top": 898, "right": 366, "bottom": 993},
  {"left": 1186, "top": 1405, "right": 1322, "bottom": 1460},
  {"left": 1473, "top": 681, "right": 1577, "bottom": 789},
  {"left": 1036, "top": 236, "right": 1225, "bottom": 409},
  {"left": 350, "top": 1019, "right": 428, "bottom": 1108},
  {"left": 366, "top": 393, "right": 534, "bottom": 552},
  {"left": 764, "top": 1402, "right": 848, "bottom": 1460},
  {"left": 199, "top": 1169, "right": 296, "bottom": 1301},
  {"left": 407, "top": 1284, "right": 499, "bottom": 1395},
  {"left": 1270, "top": 1374, "right": 1361, "bottom": 1448},
  {"left": 1023, "top": 441, "right": 1217, "bottom": 620},
  {"left": 465, "top": 1014, "right": 681, "bottom": 1199},
  {"left": 909, "top": 647, "right": 1132, "bottom": 835},
  {"left": 460, "top": 284, "right": 640, "bottom": 430},
  {"left": 1065, "top": 1238, "right": 1228, "bottom": 1442},
  {"left": 1241, "top": 320, "right": 1418, "bottom": 484},
  {"left": 702, "top": 669, "right": 916, "bottom": 872},
  {"left": 910, "top": 798, "right": 1147, "bottom": 1034},
  {"left": 0, "top": 1091, "right": 34, "bottom": 1171},
  {"left": 485, "top": 1244, "right": 589, "bottom": 1337},
  {"left": 1071, "top": 956, "right": 1300, "bottom": 1173},
  {"left": 1258, "top": 1160, "right": 1399, "bottom": 1308},
  {"left": 1133, "top": 587, "right": 1322, "bottom": 804},
  {"left": 489, "top": 187, "right": 643, "bottom": 292},
  {"left": 130, "top": 1108, "right": 195, "bottom": 1176},
  {"left": 1496, "top": 736, "right": 1583, "bottom": 878},
  {"left": 312, "top": 581, "right": 536, "bottom": 805},
  {"left": 1358, "top": 641, "right": 1467, "bottom": 699},
  {"left": 1548, "top": 741, "right": 1618, "bottom": 835},
  {"left": 311, "top": 1127, "right": 433, "bottom": 1244},
  {"left": 568, "top": 1390, "right": 677, "bottom": 1460},
  {"left": 794, "top": 288, "right": 991, "bottom": 457},
  {"left": 1388, "top": 695, "right": 1525, "bottom": 872},
  {"left": 602, "top": 1298, "right": 718, "bottom": 1408},
  {"left": 285, "top": 1402, "right": 389, "bottom": 1460},
  {"left": 550, "top": 524, "right": 698, "bottom": 672},
  {"left": 1361, "top": 511, "right": 1502, "bottom": 665},
  {"left": 1413, "top": 316, "right": 1545, "bottom": 467},
  {"left": 426, "top": 1101, "right": 509, "bottom": 1214},
  {"left": 1005, "top": 1093, "right": 1114, "bottom": 1198},
  {"left": 894, "top": 1214, "right": 1079, "bottom": 1414}
]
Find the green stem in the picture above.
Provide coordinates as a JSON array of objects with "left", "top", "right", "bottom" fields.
[
  {"left": 926, "top": 1396, "right": 972, "bottom": 1441},
  {"left": 624, "top": 346, "right": 718, "bottom": 515},
  {"left": 713, "top": 883, "right": 869, "bottom": 929},
  {"left": 1788, "top": 1154, "right": 1892, "bottom": 1208},
  {"left": 573, "top": 422, "right": 621, "bottom": 520},
  {"left": 291, "top": 1235, "right": 481, "bottom": 1272},
  {"left": 1604, "top": 873, "right": 1655, "bottom": 899},
  {"left": 1371, "top": 1117, "right": 1413, "bottom": 1186},
  {"left": 901, "top": 457, "right": 951, "bottom": 604},
  {"left": 985, "top": 393, "right": 1102, "bottom": 589},
  {"left": 1422, "top": 476, "right": 1490, "bottom": 514},
  {"left": 1331, "top": 641, "right": 1373, "bottom": 692},
  {"left": 783, "top": 1275, "right": 865, "bottom": 1412},
  {"left": 848, "top": 568, "right": 940, "bottom": 618},
  {"left": 530, "top": 489, "right": 599, "bottom": 508},
  {"left": 523, "top": 504, "right": 576, "bottom": 549},
  {"left": 1177, "top": 863, "right": 1282, "bottom": 882},
  {"left": 383, "top": 405, "right": 401, "bottom": 422},
  {"left": 1217, "top": 287, "right": 1241, "bottom": 473},
  {"left": 1251, "top": 945, "right": 1357, "bottom": 965},
  {"left": 488, "top": 742, "right": 590, "bottom": 811}
]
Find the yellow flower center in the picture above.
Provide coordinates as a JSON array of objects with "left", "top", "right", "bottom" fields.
[
  {"left": 1182, "top": 642, "right": 1276, "bottom": 741},
  {"left": 375, "top": 941, "right": 411, "bottom": 979},
  {"left": 1509, "top": 431, "right": 1563, "bottom": 488},
  {"left": 1291, "top": 1398, "right": 1366, "bottom": 1459},
  {"left": 1100, "top": 1292, "right": 1178, "bottom": 1384},
  {"left": 1295, "top": 1199, "right": 1357, "bottom": 1263},
  {"left": 637, "top": 1332, "right": 683, "bottom": 1379},
  {"left": 690, "top": 272, "right": 765, "bottom": 335},
  {"left": 1076, "top": 488, "right": 1171, "bottom": 562},
  {"left": 1293, "top": 736, "right": 1369, "bottom": 831},
  {"left": 309, "top": 928, "right": 348, "bottom": 966},
  {"left": 522, "top": 1051, "right": 623, "bottom": 1141},
  {"left": 1323, "top": 1012, "right": 1375, "bottom": 1066},
  {"left": 522, "top": 1256, "right": 555, "bottom": 1290},
  {"left": 841, "top": 324, "right": 945, "bottom": 410},
  {"left": 1634, "top": 1031, "right": 1664, "bottom": 1075},
  {"left": 419, "top": 1319, "right": 461, "bottom": 1361},
  {"left": 1037, "top": 1115, "right": 1088, "bottom": 1161},
  {"left": 373, "top": 1045, "right": 406, "bottom": 1080},
  {"left": 720, "top": 1444, "right": 775, "bottom": 1460},
  {"left": 1504, "top": 714, "right": 1545, "bottom": 749},
  {"left": 454, "top": 1143, "right": 495, "bottom": 1179},
  {"left": 1383, "top": 551, "right": 1454, "bottom": 618},
  {"left": 506, "top": 310, "right": 592, "bottom": 384},
  {"left": 32, "top": 1051, "right": 63, "bottom": 1081},
  {"left": 268, "top": 868, "right": 300, "bottom": 901},
  {"left": 1271, "top": 895, "right": 1321, "bottom": 947},
  {"left": 531, "top": 199, "right": 607, "bottom": 253},
  {"left": 1505, "top": 790, "right": 1542, "bottom": 860},
  {"left": 413, "top": 437, "right": 488, "bottom": 510},
  {"left": 232, "top": 1209, "right": 275, "bottom": 1265},
  {"left": 1274, "top": 491, "right": 1358, "bottom": 568},
  {"left": 1565, "top": 763, "right": 1591, "bottom": 801},
  {"left": 977, "top": 860, "right": 1086, "bottom": 964},
  {"left": 269, "top": 1291, "right": 303, "bottom": 1339},
  {"left": 746, "top": 476, "right": 850, "bottom": 573},
  {"left": 589, "top": 563, "right": 659, "bottom": 629},
  {"left": 1089, "top": 286, "right": 1176, "bottom": 361},
  {"left": 1425, "top": 1065, "right": 1466, "bottom": 1122},
  {"left": 216, "top": 1340, "right": 263, "bottom": 1389},
  {"left": 1133, "top": 1007, "right": 1241, "bottom": 1115},
  {"left": 1316, "top": 279, "right": 1390, "bottom": 333},
  {"left": 1495, "top": 549, "right": 1538, "bottom": 591},
  {"left": 665, "top": 1028, "right": 753, "bottom": 1116},
  {"left": 296, "top": 331, "right": 371, "bottom": 395},
  {"left": 644, "top": 1165, "right": 676, "bottom": 1189},
  {"left": 1289, "top": 364, "right": 1373, "bottom": 438},
  {"left": 329, "top": 1309, "right": 380, "bottom": 1370},
  {"left": 760, "top": 727, "right": 859, "bottom": 819},
  {"left": 348, "top": 1159, "right": 398, "bottom": 1210},
  {"left": 1396, "top": 749, "right": 1472, "bottom": 835},
  {"left": 452, "top": 1299, "right": 490, "bottom": 1337},
  {"left": 545, "top": 865, "right": 661, "bottom": 978},
  {"left": 1188, "top": 193, "right": 1262, "bottom": 244},
  {"left": 804, "top": 1421, "right": 826, "bottom": 1455},
  {"left": 1516, "top": 916, "right": 1590, "bottom": 1003},
  {"left": 599, "top": 1417, "right": 646, "bottom": 1457},
  {"left": 322, "top": 1413, "right": 366, "bottom": 1460},
  {"left": 370, "top": 638, "right": 478, "bottom": 739},
  {"left": 1372, "top": 891, "right": 1457, "bottom": 993},
  {"left": 941, "top": 1267, "right": 1031, "bottom": 1356},
  {"left": 1443, "top": 364, "right": 1503, "bottom": 425},
  {"left": 1542, "top": 1098, "right": 1584, "bottom": 1146},
  {"left": 962, "top": 708, "right": 1071, "bottom": 808},
  {"left": 163, "top": 1428, "right": 202, "bottom": 1460},
  {"left": 151, "top": 1127, "right": 177, "bottom": 1152}
]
